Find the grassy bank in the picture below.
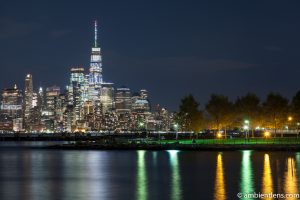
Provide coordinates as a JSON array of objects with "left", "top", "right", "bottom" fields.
[{"left": 45, "top": 137, "right": 300, "bottom": 151}]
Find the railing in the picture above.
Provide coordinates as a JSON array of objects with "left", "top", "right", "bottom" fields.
[{"left": 156, "top": 137, "right": 300, "bottom": 145}]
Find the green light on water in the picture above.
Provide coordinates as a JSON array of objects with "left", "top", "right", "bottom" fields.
[
  {"left": 136, "top": 150, "right": 147, "bottom": 200},
  {"left": 296, "top": 153, "right": 300, "bottom": 174},
  {"left": 296, "top": 153, "right": 300, "bottom": 187},
  {"left": 167, "top": 150, "right": 181, "bottom": 200},
  {"left": 152, "top": 151, "right": 157, "bottom": 166},
  {"left": 240, "top": 150, "right": 254, "bottom": 200}
]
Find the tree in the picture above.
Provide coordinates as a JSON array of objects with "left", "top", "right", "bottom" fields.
[
  {"left": 234, "top": 93, "right": 261, "bottom": 137},
  {"left": 177, "top": 95, "right": 203, "bottom": 132},
  {"left": 291, "top": 91, "right": 300, "bottom": 126},
  {"left": 262, "top": 93, "right": 289, "bottom": 137},
  {"left": 205, "top": 94, "right": 233, "bottom": 138}
]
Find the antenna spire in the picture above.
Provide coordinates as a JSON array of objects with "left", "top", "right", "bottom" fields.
[{"left": 94, "top": 20, "right": 98, "bottom": 47}]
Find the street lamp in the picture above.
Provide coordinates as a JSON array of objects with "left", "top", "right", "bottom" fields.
[
  {"left": 297, "top": 122, "right": 300, "bottom": 138},
  {"left": 139, "top": 122, "right": 144, "bottom": 127},
  {"left": 244, "top": 120, "right": 250, "bottom": 139},
  {"left": 138, "top": 122, "right": 145, "bottom": 136},
  {"left": 286, "top": 116, "right": 293, "bottom": 136},
  {"left": 243, "top": 125, "right": 249, "bottom": 130},
  {"left": 174, "top": 123, "right": 179, "bottom": 130},
  {"left": 174, "top": 124, "right": 179, "bottom": 140},
  {"left": 264, "top": 131, "right": 270, "bottom": 138},
  {"left": 243, "top": 125, "right": 249, "bottom": 140}
]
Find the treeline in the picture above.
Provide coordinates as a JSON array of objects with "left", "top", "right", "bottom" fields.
[{"left": 176, "top": 91, "right": 300, "bottom": 134}]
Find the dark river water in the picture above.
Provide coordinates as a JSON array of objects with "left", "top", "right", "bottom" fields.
[{"left": 0, "top": 142, "right": 299, "bottom": 200}]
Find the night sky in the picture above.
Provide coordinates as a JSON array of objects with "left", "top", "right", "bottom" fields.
[{"left": 1, "top": 0, "right": 300, "bottom": 110}]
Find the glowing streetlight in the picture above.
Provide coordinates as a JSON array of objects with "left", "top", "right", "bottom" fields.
[
  {"left": 264, "top": 131, "right": 270, "bottom": 138},
  {"left": 138, "top": 122, "right": 145, "bottom": 134},
  {"left": 174, "top": 124, "right": 179, "bottom": 140},
  {"left": 243, "top": 120, "right": 250, "bottom": 139},
  {"left": 285, "top": 116, "right": 293, "bottom": 135},
  {"left": 243, "top": 125, "right": 249, "bottom": 130},
  {"left": 217, "top": 132, "right": 222, "bottom": 138},
  {"left": 174, "top": 123, "right": 179, "bottom": 130}
]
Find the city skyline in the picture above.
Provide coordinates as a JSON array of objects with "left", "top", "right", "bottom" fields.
[
  {"left": 1, "top": 2, "right": 300, "bottom": 200},
  {"left": 1, "top": 1, "right": 300, "bottom": 111},
  {"left": 0, "top": 17, "right": 174, "bottom": 133}
]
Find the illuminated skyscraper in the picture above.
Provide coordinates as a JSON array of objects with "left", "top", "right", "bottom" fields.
[
  {"left": 115, "top": 87, "right": 132, "bottom": 113},
  {"left": 68, "top": 67, "right": 85, "bottom": 103},
  {"left": 42, "top": 86, "right": 60, "bottom": 131},
  {"left": 69, "top": 67, "right": 85, "bottom": 121},
  {"left": 24, "top": 74, "right": 33, "bottom": 126},
  {"left": 1, "top": 85, "right": 23, "bottom": 119},
  {"left": 38, "top": 87, "right": 45, "bottom": 110},
  {"left": 132, "top": 90, "right": 150, "bottom": 113},
  {"left": 88, "top": 20, "right": 102, "bottom": 101},
  {"left": 140, "top": 89, "right": 148, "bottom": 100},
  {"left": 45, "top": 86, "right": 60, "bottom": 111},
  {"left": 70, "top": 68, "right": 85, "bottom": 85},
  {"left": 100, "top": 83, "right": 114, "bottom": 113},
  {"left": 0, "top": 85, "right": 23, "bottom": 131}
]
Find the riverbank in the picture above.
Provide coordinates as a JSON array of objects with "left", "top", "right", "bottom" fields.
[
  {"left": 45, "top": 142, "right": 300, "bottom": 151},
  {"left": 2, "top": 135, "right": 300, "bottom": 151}
]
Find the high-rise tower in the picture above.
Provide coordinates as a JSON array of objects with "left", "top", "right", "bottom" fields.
[
  {"left": 69, "top": 67, "right": 85, "bottom": 121},
  {"left": 24, "top": 74, "right": 33, "bottom": 126},
  {"left": 88, "top": 20, "right": 103, "bottom": 101},
  {"left": 89, "top": 20, "right": 102, "bottom": 86},
  {"left": 1, "top": 85, "right": 23, "bottom": 119}
]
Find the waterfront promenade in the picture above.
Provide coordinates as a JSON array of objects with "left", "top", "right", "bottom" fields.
[{"left": 2, "top": 133, "right": 300, "bottom": 150}]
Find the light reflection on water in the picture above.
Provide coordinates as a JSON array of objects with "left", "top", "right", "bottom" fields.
[
  {"left": 284, "top": 157, "right": 298, "bottom": 200},
  {"left": 214, "top": 153, "right": 226, "bottom": 200},
  {"left": 240, "top": 150, "right": 254, "bottom": 200},
  {"left": 168, "top": 150, "right": 181, "bottom": 200},
  {"left": 136, "top": 150, "right": 147, "bottom": 200},
  {"left": 262, "top": 154, "right": 273, "bottom": 200},
  {"left": 0, "top": 142, "right": 299, "bottom": 200}
]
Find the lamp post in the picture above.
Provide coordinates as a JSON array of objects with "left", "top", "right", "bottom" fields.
[
  {"left": 286, "top": 116, "right": 293, "bottom": 137},
  {"left": 264, "top": 131, "right": 270, "bottom": 138},
  {"left": 174, "top": 123, "right": 179, "bottom": 140},
  {"left": 244, "top": 120, "right": 250, "bottom": 139},
  {"left": 139, "top": 122, "right": 145, "bottom": 130},
  {"left": 244, "top": 125, "right": 249, "bottom": 140},
  {"left": 297, "top": 122, "right": 300, "bottom": 138},
  {"left": 138, "top": 121, "right": 145, "bottom": 138}
]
